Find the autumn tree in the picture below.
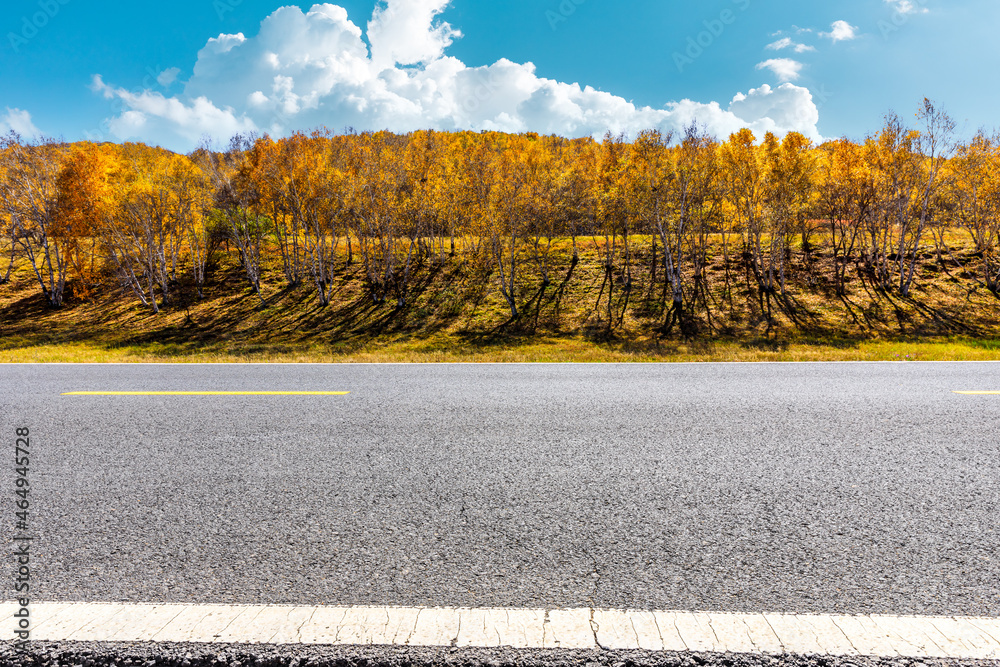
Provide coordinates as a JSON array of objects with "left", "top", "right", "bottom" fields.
[
  {"left": 815, "top": 139, "right": 875, "bottom": 298},
  {"left": 0, "top": 135, "right": 71, "bottom": 306},
  {"left": 345, "top": 131, "right": 409, "bottom": 305},
  {"left": 396, "top": 130, "right": 444, "bottom": 302},
  {"left": 950, "top": 131, "right": 1000, "bottom": 295},
  {"left": 761, "top": 130, "right": 817, "bottom": 298},
  {"left": 554, "top": 138, "right": 599, "bottom": 265},
  {"left": 433, "top": 133, "right": 470, "bottom": 261},
  {"left": 0, "top": 209, "right": 14, "bottom": 285},
  {"left": 163, "top": 152, "right": 214, "bottom": 299},
  {"left": 98, "top": 143, "right": 179, "bottom": 313},
  {"left": 593, "top": 132, "right": 634, "bottom": 330},
  {"left": 672, "top": 126, "right": 720, "bottom": 324},
  {"left": 629, "top": 129, "right": 674, "bottom": 321},
  {"left": 901, "top": 99, "right": 956, "bottom": 295},
  {"left": 462, "top": 133, "right": 530, "bottom": 319},
  {"left": 278, "top": 132, "right": 349, "bottom": 306},
  {"left": 196, "top": 134, "right": 271, "bottom": 300},
  {"left": 2, "top": 105, "right": 991, "bottom": 334},
  {"left": 519, "top": 134, "right": 560, "bottom": 288},
  {"left": 243, "top": 136, "right": 303, "bottom": 287},
  {"left": 648, "top": 124, "right": 718, "bottom": 335},
  {"left": 862, "top": 103, "right": 955, "bottom": 296},
  {"left": 54, "top": 142, "right": 121, "bottom": 297},
  {"left": 404, "top": 130, "right": 452, "bottom": 265},
  {"left": 721, "top": 128, "right": 779, "bottom": 327}
]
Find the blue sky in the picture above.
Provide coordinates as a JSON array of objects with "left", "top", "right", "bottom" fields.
[{"left": 1, "top": 0, "right": 996, "bottom": 151}]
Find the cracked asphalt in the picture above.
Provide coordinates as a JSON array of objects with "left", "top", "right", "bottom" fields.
[{"left": 2, "top": 362, "right": 999, "bottom": 616}]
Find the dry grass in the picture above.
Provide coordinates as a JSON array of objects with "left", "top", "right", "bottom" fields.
[
  {"left": 1, "top": 234, "right": 999, "bottom": 364},
  {"left": 3, "top": 338, "right": 999, "bottom": 364}
]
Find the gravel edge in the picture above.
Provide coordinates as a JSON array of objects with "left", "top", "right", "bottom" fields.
[{"left": 2, "top": 642, "right": 999, "bottom": 667}]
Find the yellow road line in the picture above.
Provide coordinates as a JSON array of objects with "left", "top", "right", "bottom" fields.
[
  {"left": 953, "top": 391, "right": 1000, "bottom": 395},
  {"left": 62, "top": 391, "right": 351, "bottom": 396}
]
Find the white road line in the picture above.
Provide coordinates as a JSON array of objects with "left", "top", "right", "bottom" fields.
[{"left": 3, "top": 602, "right": 999, "bottom": 659}]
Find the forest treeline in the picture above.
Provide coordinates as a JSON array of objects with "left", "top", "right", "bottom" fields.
[{"left": 2, "top": 99, "right": 999, "bottom": 336}]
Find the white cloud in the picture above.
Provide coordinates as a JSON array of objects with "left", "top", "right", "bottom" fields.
[
  {"left": 766, "top": 37, "right": 816, "bottom": 53},
  {"left": 157, "top": 67, "right": 182, "bottom": 88},
  {"left": 93, "top": 2, "right": 824, "bottom": 149},
  {"left": 0, "top": 108, "right": 41, "bottom": 138},
  {"left": 368, "top": 0, "right": 461, "bottom": 70},
  {"left": 821, "top": 20, "right": 858, "bottom": 42},
  {"left": 885, "top": 0, "right": 928, "bottom": 15},
  {"left": 92, "top": 76, "right": 256, "bottom": 145},
  {"left": 756, "top": 58, "right": 804, "bottom": 82},
  {"left": 729, "top": 84, "right": 819, "bottom": 135}
]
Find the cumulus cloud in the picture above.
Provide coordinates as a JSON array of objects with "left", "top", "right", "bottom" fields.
[
  {"left": 821, "top": 20, "right": 858, "bottom": 42},
  {"left": 157, "top": 67, "right": 182, "bottom": 88},
  {"left": 1, "top": 108, "right": 41, "bottom": 138},
  {"left": 93, "top": 1, "right": 824, "bottom": 149},
  {"left": 885, "top": 0, "right": 928, "bottom": 15},
  {"left": 766, "top": 37, "right": 816, "bottom": 53},
  {"left": 368, "top": 0, "right": 461, "bottom": 70},
  {"left": 92, "top": 76, "right": 257, "bottom": 144},
  {"left": 756, "top": 58, "right": 804, "bottom": 82}
]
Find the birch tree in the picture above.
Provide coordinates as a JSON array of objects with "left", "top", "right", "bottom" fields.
[{"left": 0, "top": 135, "right": 70, "bottom": 306}]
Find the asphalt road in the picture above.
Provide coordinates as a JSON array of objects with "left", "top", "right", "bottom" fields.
[{"left": 2, "top": 363, "right": 998, "bottom": 617}]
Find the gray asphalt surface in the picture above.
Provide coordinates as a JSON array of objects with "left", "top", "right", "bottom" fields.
[
  {"left": 3, "top": 641, "right": 996, "bottom": 667},
  {"left": 2, "top": 363, "right": 999, "bottom": 616}
]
